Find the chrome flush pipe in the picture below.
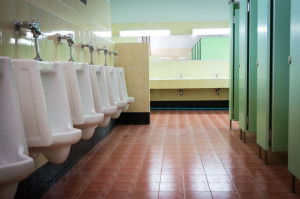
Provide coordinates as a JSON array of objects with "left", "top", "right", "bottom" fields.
[
  {"left": 15, "top": 20, "right": 42, "bottom": 61},
  {"left": 113, "top": 50, "right": 118, "bottom": 67},
  {"left": 58, "top": 33, "right": 75, "bottom": 62},
  {"left": 81, "top": 42, "right": 95, "bottom": 65},
  {"left": 97, "top": 46, "right": 108, "bottom": 66},
  {"left": 108, "top": 50, "right": 113, "bottom": 66}
]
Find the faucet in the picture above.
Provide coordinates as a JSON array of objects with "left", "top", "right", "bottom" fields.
[
  {"left": 216, "top": 73, "right": 218, "bottom": 78},
  {"left": 179, "top": 89, "right": 183, "bottom": 96},
  {"left": 58, "top": 33, "right": 75, "bottom": 62},
  {"left": 97, "top": 46, "right": 108, "bottom": 66},
  {"left": 81, "top": 42, "right": 95, "bottom": 65},
  {"left": 15, "top": 20, "right": 42, "bottom": 61},
  {"left": 180, "top": 74, "right": 183, "bottom": 78}
]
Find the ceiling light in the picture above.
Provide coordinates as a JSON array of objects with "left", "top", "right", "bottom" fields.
[
  {"left": 192, "top": 28, "right": 230, "bottom": 36},
  {"left": 120, "top": 30, "right": 171, "bottom": 37},
  {"left": 93, "top": 31, "right": 112, "bottom": 38}
]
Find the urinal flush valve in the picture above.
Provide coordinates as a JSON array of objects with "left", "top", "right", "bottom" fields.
[
  {"left": 97, "top": 46, "right": 108, "bottom": 66},
  {"left": 15, "top": 20, "right": 42, "bottom": 61},
  {"left": 58, "top": 33, "right": 75, "bottom": 62},
  {"left": 81, "top": 42, "right": 95, "bottom": 65}
]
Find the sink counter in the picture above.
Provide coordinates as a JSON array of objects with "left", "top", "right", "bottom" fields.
[{"left": 150, "top": 78, "right": 229, "bottom": 89}]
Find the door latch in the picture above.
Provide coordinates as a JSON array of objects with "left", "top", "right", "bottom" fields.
[{"left": 288, "top": 56, "right": 292, "bottom": 65}]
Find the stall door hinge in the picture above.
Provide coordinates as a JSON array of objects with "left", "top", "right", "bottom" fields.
[
  {"left": 233, "top": 16, "right": 236, "bottom": 24},
  {"left": 247, "top": 2, "right": 250, "bottom": 12}
]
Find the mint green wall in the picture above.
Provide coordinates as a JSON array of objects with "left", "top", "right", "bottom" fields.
[
  {"left": 111, "top": 0, "right": 229, "bottom": 23},
  {"left": 201, "top": 38, "right": 230, "bottom": 60}
]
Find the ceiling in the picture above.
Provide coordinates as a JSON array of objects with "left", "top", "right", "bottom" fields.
[{"left": 110, "top": 0, "right": 229, "bottom": 24}]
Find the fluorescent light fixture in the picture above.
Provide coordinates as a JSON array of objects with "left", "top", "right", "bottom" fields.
[
  {"left": 93, "top": 31, "right": 112, "bottom": 38},
  {"left": 120, "top": 30, "right": 171, "bottom": 37},
  {"left": 192, "top": 28, "right": 230, "bottom": 36}
]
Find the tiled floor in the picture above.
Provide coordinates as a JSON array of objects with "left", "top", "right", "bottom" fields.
[{"left": 43, "top": 110, "right": 300, "bottom": 199}]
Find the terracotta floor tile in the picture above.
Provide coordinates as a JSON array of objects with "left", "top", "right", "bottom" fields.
[
  {"left": 43, "top": 110, "right": 300, "bottom": 199},
  {"left": 92, "top": 174, "right": 116, "bottom": 182},
  {"left": 159, "top": 182, "right": 183, "bottom": 192},
  {"left": 110, "top": 182, "right": 135, "bottom": 192},
  {"left": 119, "top": 168, "right": 140, "bottom": 175},
  {"left": 98, "top": 168, "right": 119, "bottom": 175},
  {"left": 160, "top": 175, "right": 183, "bottom": 183},
  {"left": 230, "top": 175, "right": 255, "bottom": 183},
  {"left": 105, "top": 191, "right": 132, "bottom": 199},
  {"left": 239, "top": 192, "right": 267, "bottom": 199},
  {"left": 138, "top": 174, "right": 161, "bottom": 183},
  {"left": 205, "top": 169, "right": 228, "bottom": 175},
  {"left": 85, "top": 182, "right": 111, "bottom": 191},
  {"left": 184, "top": 168, "right": 206, "bottom": 175},
  {"left": 158, "top": 191, "right": 184, "bottom": 199},
  {"left": 185, "top": 182, "right": 210, "bottom": 191},
  {"left": 209, "top": 182, "right": 237, "bottom": 192},
  {"left": 78, "top": 191, "right": 106, "bottom": 199},
  {"left": 161, "top": 168, "right": 182, "bottom": 175},
  {"left": 234, "top": 182, "right": 263, "bottom": 192},
  {"left": 211, "top": 191, "right": 240, "bottom": 199},
  {"left": 184, "top": 174, "right": 208, "bottom": 183},
  {"left": 185, "top": 191, "right": 212, "bottom": 199},
  {"left": 258, "top": 182, "right": 289, "bottom": 193},
  {"left": 140, "top": 168, "right": 162, "bottom": 175},
  {"left": 114, "top": 174, "right": 138, "bottom": 183},
  {"left": 132, "top": 191, "right": 159, "bottom": 199},
  {"left": 134, "top": 182, "right": 160, "bottom": 191}
]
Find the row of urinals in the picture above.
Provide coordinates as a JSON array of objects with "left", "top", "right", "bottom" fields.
[{"left": 0, "top": 57, "right": 133, "bottom": 199}]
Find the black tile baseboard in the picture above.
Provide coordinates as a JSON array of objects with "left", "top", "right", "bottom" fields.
[
  {"left": 150, "top": 100, "right": 229, "bottom": 109},
  {"left": 15, "top": 119, "right": 116, "bottom": 199},
  {"left": 117, "top": 112, "right": 150, "bottom": 125}
]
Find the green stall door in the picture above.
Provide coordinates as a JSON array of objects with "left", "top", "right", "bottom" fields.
[
  {"left": 289, "top": 0, "right": 300, "bottom": 180},
  {"left": 229, "top": 3, "right": 234, "bottom": 121},
  {"left": 248, "top": 0, "right": 258, "bottom": 134},
  {"left": 272, "top": 0, "right": 290, "bottom": 152},
  {"left": 234, "top": 7, "right": 240, "bottom": 121},
  {"left": 257, "top": 0, "right": 290, "bottom": 151},
  {"left": 257, "top": 0, "right": 271, "bottom": 151},
  {"left": 197, "top": 40, "right": 201, "bottom": 60},
  {"left": 239, "top": 0, "right": 249, "bottom": 132},
  {"left": 229, "top": 2, "right": 240, "bottom": 122},
  {"left": 200, "top": 38, "right": 229, "bottom": 60}
]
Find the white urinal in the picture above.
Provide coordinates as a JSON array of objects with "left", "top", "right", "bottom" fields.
[
  {"left": 0, "top": 57, "right": 33, "bottom": 199},
  {"left": 116, "top": 67, "right": 134, "bottom": 111},
  {"left": 89, "top": 65, "right": 118, "bottom": 127},
  {"left": 63, "top": 62, "right": 104, "bottom": 140},
  {"left": 104, "top": 66, "right": 127, "bottom": 119},
  {"left": 13, "top": 59, "right": 82, "bottom": 164}
]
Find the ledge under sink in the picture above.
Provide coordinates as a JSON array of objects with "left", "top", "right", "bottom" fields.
[{"left": 149, "top": 77, "right": 229, "bottom": 89}]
